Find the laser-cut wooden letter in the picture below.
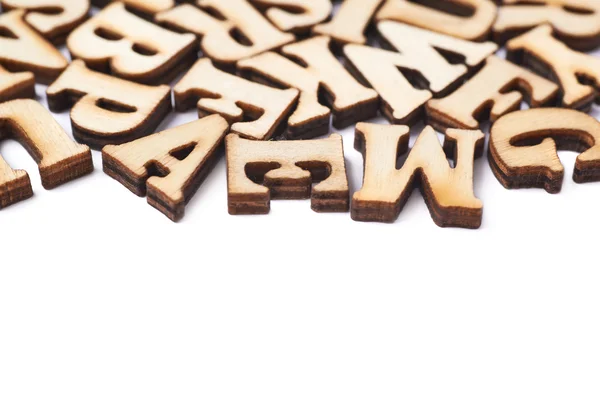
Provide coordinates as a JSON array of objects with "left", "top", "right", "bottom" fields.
[
  {"left": 507, "top": 24, "right": 600, "bottom": 111},
  {"left": 426, "top": 56, "right": 559, "bottom": 131},
  {"left": 313, "top": 0, "right": 384, "bottom": 45},
  {"left": 0, "top": 0, "right": 90, "bottom": 44},
  {"left": 494, "top": 0, "right": 600, "bottom": 50},
  {"left": 226, "top": 133, "right": 349, "bottom": 214},
  {"left": 46, "top": 60, "right": 172, "bottom": 149},
  {"left": 67, "top": 2, "right": 196, "bottom": 84},
  {"left": 352, "top": 123, "right": 484, "bottom": 228},
  {"left": 156, "top": 0, "right": 294, "bottom": 66},
  {"left": 238, "top": 36, "right": 378, "bottom": 139},
  {"left": 250, "top": 0, "right": 332, "bottom": 33},
  {"left": 0, "top": 65, "right": 35, "bottom": 103},
  {"left": 103, "top": 115, "right": 230, "bottom": 221},
  {"left": 489, "top": 108, "right": 600, "bottom": 193},
  {"left": 174, "top": 58, "right": 298, "bottom": 141},
  {"left": 344, "top": 21, "right": 497, "bottom": 124},
  {"left": 0, "top": 10, "right": 68, "bottom": 84},
  {"left": 376, "top": 0, "right": 497, "bottom": 41},
  {"left": 0, "top": 99, "right": 93, "bottom": 209}
]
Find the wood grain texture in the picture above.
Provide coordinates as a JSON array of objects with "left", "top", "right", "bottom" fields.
[
  {"left": 46, "top": 60, "right": 172, "bottom": 149},
  {"left": 250, "top": 0, "right": 332, "bottom": 33},
  {"left": 313, "top": 0, "right": 384, "bottom": 45},
  {"left": 507, "top": 24, "right": 600, "bottom": 111},
  {"left": 103, "top": 115, "right": 229, "bottom": 221},
  {"left": 156, "top": 0, "right": 294, "bottom": 67},
  {"left": 0, "top": 10, "right": 68, "bottom": 84},
  {"left": 238, "top": 36, "right": 378, "bottom": 139},
  {"left": 174, "top": 58, "right": 299, "bottom": 141},
  {"left": 0, "top": 0, "right": 90, "bottom": 44},
  {"left": 0, "top": 99, "right": 93, "bottom": 209},
  {"left": 0, "top": 65, "right": 35, "bottom": 103},
  {"left": 426, "top": 56, "right": 559, "bottom": 131},
  {"left": 352, "top": 123, "right": 484, "bottom": 229},
  {"left": 67, "top": 2, "right": 196, "bottom": 85},
  {"left": 494, "top": 0, "right": 600, "bottom": 51},
  {"left": 226, "top": 133, "right": 349, "bottom": 214},
  {"left": 489, "top": 108, "right": 600, "bottom": 193},
  {"left": 344, "top": 21, "right": 497, "bottom": 125},
  {"left": 376, "top": 0, "right": 497, "bottom": 41},
  {"left": 92, "top": 0, "right": 175, "bottom": 16}
]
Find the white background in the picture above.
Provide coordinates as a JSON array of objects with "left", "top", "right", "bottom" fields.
[{"left": 1, "top": 5, "right": 600, "bottom": 409}]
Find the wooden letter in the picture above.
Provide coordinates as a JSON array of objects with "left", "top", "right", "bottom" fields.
[
  {"left": 174, "top": 58, "right": 298, "bottom": 141},
  {"left": 156, "top": 0, "right": 294, "bottom": 66},
  {"left": 489, "top": 108, "right": 600, "bottom": 193},
  {"left": 0, "top": 10, "right": 67, "bottom": 84},
  {"left": 0, "top": 65, "right": 35, "bottom": 103},
  {"left": 67, "top": 2, "right": 196, "bottom": 84},
  {"left": 226, "top": 133, "right": 349, "bottom": 214},
  {"left": 238, "top": 36, "right": 378, "bottom": 139},
  {"left": 92, "top": 0, "right": 175, "bottom": 17},
  {"left": 344, "top": 21, "right": 497, "bottom": 124},
  {"left": 313, "top": 0, "right": 384, "bottom": 45},
  {"left": 103, "top": 115, "right": 229, "bottom": 221},
  {"left": 0, "top": 0, "right": 90, "bottom": 43},
  {"left": 352, "top": 123, "right": 484, "bottom": 228},
  {"left": 250, "top": 0, "right": 332, "bottom": 33},
  {"left": 426, "top": 56, "right": 558, "bottom": 131},
  {"left": 0, "top": 99, "right": 93, "bottom": 209},
  {"left": 507, "top": 24, "right": 600, "bottom": 111},
  {"left": 46, "top": 60, "right": 172, "bottom": 149},
  {"left": 376, "top": 0, "right": 497, "bottom": 41},
  {"left": 494, "top": 0, "right": 600, "bottom": 50}
]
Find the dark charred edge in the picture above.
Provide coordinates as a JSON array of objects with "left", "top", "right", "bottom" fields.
[
  {"left": 284, "top": 117, "right": 330, "bottom": 140},
  {"left": 420, "top": 179, "right": 482, "bottom": 229},
  {"left": 488, "top": 146, "right": 563, "bottom": 194},
  {"left": 331, "top": 98, "right": 379, "bottom": 130},
  {"left": 71, "top": 91, "right": 172, "bottom": 150},
  {"left": 268, "top": 183, "right": 312, "bottom": 200},
  {"left": 39, "top": 150, "right": 94, "bottom": 189},
  {"left": 573, "top": 160, "right": 600, "bottom": 184},
  {"left": 0, "top": 79, "right": 36, "bottom": 104},
  {"left": 425, "top": 106, "right": 471, "bottom": 133},
  {"left": 507, "top": 48, "right": 594, "bottom": 111},
  {"left": 228, "top": 193, "right": 270, "bottom": 215},
  {"left": 102, "top": 155, "right": 147, "bottom": 197},
  {"left": 0, "top": 60, "right": 64, "bottom": 85},
  {"left": 0, "top": 173, "right": 33, "bottom": 209},
  {"left": 312, "top": 190, "right": 349, "bottom": 213}
]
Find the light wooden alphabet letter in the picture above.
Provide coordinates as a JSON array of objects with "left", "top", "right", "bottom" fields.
[
  {"left": 46, "top": 60, "right": 172, "bottom": 149},
  {"left": 507, "top": 24, "right": 600, "bottom": 111},
  {"left": 238, "top": 36, "right": 378, "bottom": 139},
  {"left": 313, "top": 0, "right": 384, "bottom": 45},
  {"left": 103, "top": 115, "right": 230, "bottom": 221},
  {"left": 344, "top": 21, "right": 497, "bottom": 124},
  {"left": 0, "top": 0, "right": 90, "bottom": 43},
  {"left": 0, "top": 99, "right": 93, "bottom": 209},
  {"left": 426, "top": 56, "right": 558, "bottom": 131},
  {"left": 93, "top": 0, "right": 175, "bottom": 16},
  {"left": 156, "top": 0, "right": 294, "bottom": 66},
  {"left": 67, "top": 2, "right": 196, "bottom": 84},
  {"left": 174, "top": 58, "right": 298, "bottom": 141},
  {"left": 226, "top": 133, "right": 349, "bottom": 214},
  {"left": 494, "top": 0, "right": 600, "bottom": 50},
  {"left": 0, "top": 10, "right": 67, "bottom": 84},
  {"left": 352, "top": 123, "right": 484, "bottom": 229},
  {"left": 376, "top": 0, "right": 497, "bottom": 41},
  {"left": 489, "top": 108, "right": 600, "bottom": 193}
]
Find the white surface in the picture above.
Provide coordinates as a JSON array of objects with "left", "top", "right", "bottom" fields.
[{"left": 1, "top": 21, "right": 600, "bottom": 409}]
